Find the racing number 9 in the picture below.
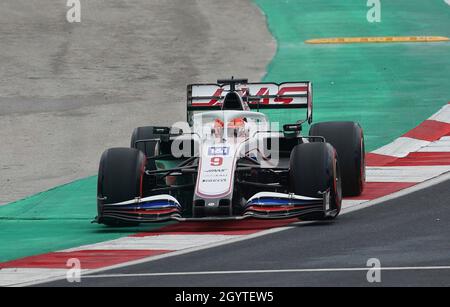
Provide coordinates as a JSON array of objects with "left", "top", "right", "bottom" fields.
[{"left": 210, "top": 157, "right": 223, "bottom": 166}]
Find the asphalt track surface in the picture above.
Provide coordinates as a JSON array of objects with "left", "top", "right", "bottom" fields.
[{"left": 41, "top": 177, "right": 450, "bottom": 287}]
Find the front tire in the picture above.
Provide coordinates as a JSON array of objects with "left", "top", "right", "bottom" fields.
[
  {"left": 97, "top": 147, "right": 146, "bottom": 227},
  {"left": 289, "top": 142, "right": 342, "bottom": 220},
  {"left": 309, "top": 121, "right": 365, "bottom": 196},
  {"left": 131, "top": 126, "right": 159, "bottom": 171}
]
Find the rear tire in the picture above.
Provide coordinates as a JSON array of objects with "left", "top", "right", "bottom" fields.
[
  {"left": 309, "top": 121, "right": 365, "bottom": 196},
  {"left": 289, "top": 142, "right": 342, "bottom": 220},
  {"left": 97, "top": 147, "right": 146, "bottom": 227}
]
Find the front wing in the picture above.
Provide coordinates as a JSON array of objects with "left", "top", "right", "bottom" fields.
[{"left": 96, "top": 191, "right": 333, "bottom": 223}]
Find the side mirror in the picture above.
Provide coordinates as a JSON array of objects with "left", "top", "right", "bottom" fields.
[
  {"left": 283, "top": 123, "right": 302, "bottom": 132},
  {"left": 153, "top": 126, "right": 171, "bottom": 134}
]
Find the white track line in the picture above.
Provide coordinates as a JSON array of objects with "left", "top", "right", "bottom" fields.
[
  {"left": 418, "top": 136, "right": 450, "bottom": 152},
  {"left": 429, "top": 104, "right": 450, "bottom": 123},
  {"left": 366, "top": 165, "right": 450, "bottom": 182},
  {"left": 81, "top": 266, "right": 450, "bottom": 278},
  {"left": 63, "top": 235, "right": 243, "bottom": 252},
  {"left": 0, "top": 268, "right": 87, "bottom": 287},
  {"left": 372, "top": 137, "right": 429, "bottom": 157},
  {"left": 341, "top": 199, "right": 368, "bottom": 208}
]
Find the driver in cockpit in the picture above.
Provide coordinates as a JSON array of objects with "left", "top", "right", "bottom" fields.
[{"left": 213, "top": 117, "right": 248, "bottom": 139}]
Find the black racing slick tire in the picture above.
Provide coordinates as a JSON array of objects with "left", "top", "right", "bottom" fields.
[
  {"left": 97, "top": 147, "right": 146, "bottom": 227},
  {"left": 289, "top": 142, "right": 342, "bottom": 220},
  {"left": 131, "top": 126, "right": 159, "bottom": 171},
  {"left": 309, "top": 121, "right": 365, "bottom": 197}
]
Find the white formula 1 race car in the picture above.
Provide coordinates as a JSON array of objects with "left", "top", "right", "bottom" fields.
[{"left": 95, "top": 78, "right": 365, "bottom": 226}]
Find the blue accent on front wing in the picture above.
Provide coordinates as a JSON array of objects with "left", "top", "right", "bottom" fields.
[
  {"left": 246, "top": 197, "right": 321, "bottom": 207},
  {"left": 106, "top": 200, "right": 181, "bottom": 210}
]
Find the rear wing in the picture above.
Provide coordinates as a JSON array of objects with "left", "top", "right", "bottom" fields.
[{"left": 187, "top": 81, "right": 313, "bottom": 124}]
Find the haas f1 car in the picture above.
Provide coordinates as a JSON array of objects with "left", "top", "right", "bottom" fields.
[{"left": 95, "top": 78, "right": 365, "bottom": 226}]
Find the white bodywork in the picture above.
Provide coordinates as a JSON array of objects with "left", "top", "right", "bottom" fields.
[{"left": 190, "top": 110, "right": 279, "bottom": 201}]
